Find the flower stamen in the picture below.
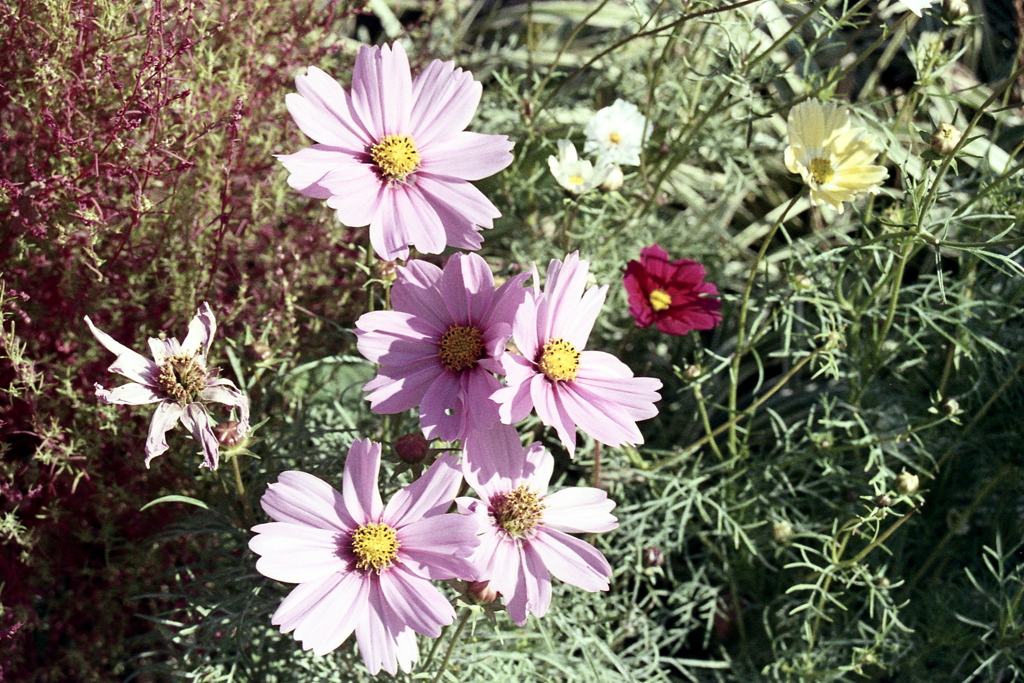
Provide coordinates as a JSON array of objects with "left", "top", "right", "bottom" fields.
[
  {"left": 370, "top": 134, "right": 420, "bottom": 182},
  {"left": 438, "top": 325, "right": 485, "bottom": 372},
  {"left": 350, "top": 522, "right": 400, "bottom": 572},
  {"left": 157, "top": 352, "right": 207, "bottom": 405},
  {"left": 490, "top": 484, "right": 546, "bottom": 538},
  {"left": 608, "top": 132, "right": 621, "bottom": 145},
  {"left": 537, "top": 338, "right": 580, "bottom": 382},
  {"left": 809, "top": 156, "right": 834, "bottom": 184},
  {"left": 649, "top": 289, "right": 672, "bottom": 311}
]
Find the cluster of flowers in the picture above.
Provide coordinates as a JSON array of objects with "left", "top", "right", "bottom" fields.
[{"left": 83, "top": 22, "right": 905, "bottom": 673}]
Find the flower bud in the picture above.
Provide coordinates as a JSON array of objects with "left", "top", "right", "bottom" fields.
[
  {"left": 931, "top": 123, "right": 962, "bottom": 155},
  {"left": 394, "top": 433, "right": 429, "bottom": 464},
  {"left": 468, "top": 580, "right": 499, "bottom": 605},
  {"left": 643, "top": 546, "right": 665, "bottom": 568},
  {"left": 772, "top": 521, "right": 794, "bottom": 544},
  {"left": 246, "top": 342, "right": 272, "bottom": 362},
  {"left": 214, "top": 421, "right": 245, "bottom": 448},
  {"left": 375, "top": 259, "right": 397, "bottom": 283},
  {"left": 599, "top": 165, "right": 624, "bottom": 192},
  {"left": 940, "top": 397, "right": 960, "bottom": 415},
  {"left": 895, "top": 470, "right": 920, "bottom": 495},
  {"left": 682, "top": 364, "right": 702, "bottom": 381},
  {"left": 942, "top": 0, "right": 969, "bottom": 21},
  {"left": 791, "top": 273, "right": 814, "bottom": 291},
  {"left": 874, "top": 494, "right": 892, "bottom": 508}
]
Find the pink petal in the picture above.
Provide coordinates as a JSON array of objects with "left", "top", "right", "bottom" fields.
[
  {"left": 410, "top": 59, "right": 481, "bottom": 146},
  {"left": 462, "top": 422, "right": 525, "bottom": 495},
  {"left": 291, "top": 66, "right": 372, "bottom": 148},
  {"left": 575, "top": 353, "right": 662, "bottom": 421},
  {"left": 389, "top": 259, "right": 446, "bottom": 319},
  {"left": 355, "top": 310, "right": 442, "bottom": 364},
  {"left": 370, "top": 185, "right": 446, "bottom": 261},
  {"left": 356, "top": 581, "right": 407, "bottom": 675},
  {"left": 201, "top": 381, "right": 250, "bottom": 433},
  {"left": 555, "top": 382, "right": 643, "bottom": 448},
  {"left": 384, "top": 453, "right": 462, "bottom": 527},
  {"left": 362, "top": 360, "right": 439, "bottom": 414},
  {"left": 439, "top": 252, "right": 493, "bottom": 325},
  {"left": 521, "top": 442, "right": 554, "bottom": 493},
  {"left": 530, "top": 375, "right": 578, "bottom": 456},
  {"left": 144, "top": 401, "right": 183, "bottom": 467},
  {"left": 84, "top": 316, "right": 159, "bottom": 386},
  {"left": 421, "top": 131, "right": 514, "bottom": 181},
  {"left": 287, "top": 570, "right": 369, "bottom": 656},
  {"left": 180, "top": 302, "right": 215, "bottom": 358},
  {"left": 415, "top": 174, "right": 501, "bottom": 230},
  {"left": 493, "top": 354, "right": 536, "bottom": 425},
  {"left": 554, "top": 282, "right": 606, "bottom": 352},
  {"left": 509, "top": 287, "right": 540, "bottom": 359},
  {"left": 322, "top": 160, "right": 387, "bottom": 228},
  {"left": 458, "top": 369, "right": 502, "bottom": 435},
  {"left": 532, "top": 528, "right": 612, "bottom": 592},
  {"left": 543, "top": 487, "right": 618, "bottom": 533},
  {"left": 342, "top": 438, "right": 384, "bottom": 524},
  {"left": 179, "top": 402, "right": 221, "bottom": 469},
  {"left": 486, "top": 538, "right": 530, "bottom": 625},
  {"left": 499, "top": 541, "right": 551, "bottom": 626},
  {"left": 350, "top": 43, "right": 411, "bottom": 137},
  {"left": 479, "top": 271, "right": 531, "bottom": 333},
  {"left": 95, "top": 382, "right": 162, "bottom": 405},
  {"left": 417, "top": 370, "right": 465, "bottom": 441},
  {"left": 148, "top": 337, "right": 178, "bottom": 364},
  {"left": 378, "top": 565, "right": 456, "bottom": 638},
  {"left": 272, "top": 571, "right": 345, "bottom": 632},
  {"left": 249, "top": 523, "right": 346, "bottom": 583},
  {"left": 397, "top": 514, "right": 482, "bottom": 580},
  {"left": 260, "top": 470, "right": 353, "bottom": 531},
  {"left": 534, "top": 253, "right": 590, "bottom": 343}
]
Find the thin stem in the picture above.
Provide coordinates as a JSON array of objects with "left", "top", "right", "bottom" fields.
[
  {"left": 728, "top": 193, "right": 802, "bottom": 457},
  {"left": 431, "top": 607, "right": 473, "bottom": 683}
]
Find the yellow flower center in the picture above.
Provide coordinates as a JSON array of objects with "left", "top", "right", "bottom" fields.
[
  {"left": 537, "top": 338, "right": 580, "bottom": 382},
  {"left": 608, "top": 132, "right": 621, "bottom": 145},
  {"left": 157, "top": 352, "right": 207, "bottom": 405},
  {"left": 568, "top": 175, "right": 585, "bottom": 186},
  {"left": 370, "top": 134, "right": 420, "bottom": 182},
  {"left": 350, "top": 522, "right": 400, "bottom": 572},
  {"left": 809, "top": 156, "right": 834, "bottom": 184},
  {"left": 491, "top": 484, "right": 546, "bottom": 538},
  {"left": 649, "top": 288, "right": 672, "bottom": 311},
  {"left": 438, "top": 325, "right": 485, "bottom": 373}
]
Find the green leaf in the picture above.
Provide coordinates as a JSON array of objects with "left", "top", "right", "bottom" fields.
[{"left": 140, "top": 495, "right": 209, "bottom": 512}]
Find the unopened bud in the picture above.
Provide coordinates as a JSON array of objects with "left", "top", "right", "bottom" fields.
[
  {"left": 792, "top": 273, "right": 814, "bottom": 291},
  {"left": 931, "top": 123, "right": 962, "bottom": 155},
  {"left": 772, "top": 521, "right": 794, "bottom": 544},
  {"left": 682, "top": 364, "right": 702, "bottom": 381},
  {"left": 214, "top": 421, "right": 245, "bottom": 448},
  {"left": 895, "top": 470, "right": 920, "bottom": 495},
  {"left": 246, "top": 342, "right": 272, "bottom": 362},
  {"left": 468, "top": 580, "right": 498, "bottom": 605},
  {"left": 375, "top": 259, "right": 397, "bottom": 283},
  {"left": 942, "top": 0, "right": 969, "bottom": 21},
  {"left": 874, "top": 494, "right": 892, "bottom": 508},
  {"left": 394, "top": 433, "right": 429, "bottom": 464},
  {"left": 643, "top": 546, "right": 665, "bottom": 568},
  {"left": 600, "top": 165, "right": 624, "bottom": 192},
  {"left": 940, "top": 397, "right": 960, "bottom": 415}
]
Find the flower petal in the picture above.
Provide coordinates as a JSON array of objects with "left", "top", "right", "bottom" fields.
[
  {"left": 378, "top": 565, "right": 456, "bottom": 638},
  {"left": 543, "top": 487, "right": 618, "bottom": 533},
  {"left": 260, "top": 470, "right": 353, "bottom": 531},
  {"left": 181, "top": 302, "right": 216, "bottom": 358},
  {"left": 342, "top": 438, "right": 384, "bottom": 524},
  {"left": 397, "top": 514, "right": 482, "bottom": 580},
  {"left": 84, "top": 316, "right": 160, "bottom": 386},
  {"left": 421, "top": 131, "right": 513, "bottom": 181},
  {"left": 144, "top": 401, "right": 183, "bottom": 467},
  {"left": 249, "top": 523, "right": 347, "bottom": 583},
  {"left": 289, "top": 570, "right": 369, "bottom": 657},
  {"left": 530, "top": 375, "right": 578, "bottom": 456},
  {"left": 201, "top": 380, "right": 250, "bottom": 434},
  {"left": 410, "top": 58, "right": 482, "bottom": 146},
  {"left": 532, "top": 527, "right": 612, "bottom": 592},
  {"left": 94, "top": 382, "right": 162, "bottom": 406},
  {"left": 350, "top": 42, "right": 412, "bottom": 137},
  {"left": 179, "top": 402, "right": 221, "bottom": 469},
  {"left": 384, "top": 453, "right": 462, "bottom": 527}
]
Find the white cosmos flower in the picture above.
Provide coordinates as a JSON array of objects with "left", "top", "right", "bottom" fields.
[
  {"left": 548, "top": 140, "right": 611, "bottom": 195},
  {"left": 583, "top": 99, "right": 649, "bottom": 166}
]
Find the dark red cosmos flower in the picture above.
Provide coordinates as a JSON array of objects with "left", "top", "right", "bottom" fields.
[{"left": 623, "top": 244, "right": 722, "bottom": 335}]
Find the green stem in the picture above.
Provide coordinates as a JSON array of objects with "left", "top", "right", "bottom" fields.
[
  {"left": 728, "top": 193, "right": 802, "bottom": 457},
  {"left": 431, "top": 607, "right": 472, "bottom": 683}
]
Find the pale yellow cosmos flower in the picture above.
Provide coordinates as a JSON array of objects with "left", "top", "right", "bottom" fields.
[{"left": 784, "top": 99, "right": 888, "bottom": 213}]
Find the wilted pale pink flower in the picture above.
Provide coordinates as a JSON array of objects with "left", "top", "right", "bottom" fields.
[
  {"left": 249, "top": 439, "right": 480, "bottom": 675},
  {"left": 622, "top": 244, "right": 722, "bottom": 336},
  {"left": 457, "top": 424, "right": 616, "bottom": 626},
  {"left": 84, "top": 303, "right": 250, "bottom": 469},
  {"left": 492, "top": 252, "right": 662, "bottom": 456},
  {"left": 356, "top": 253, "right": 528, "bottom": 442},
  {"left": 278, "top": 42, "right": 514, "bottom": 261}
]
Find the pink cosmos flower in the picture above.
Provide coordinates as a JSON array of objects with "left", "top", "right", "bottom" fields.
[
  {"left": 84, "top": 303, "right": 250, "bottom": 469},
  {"left": 355, "top": 253, "right": 528, "bottom": 442},
  {"left": 277, "top": 42, "right": 514, "bottom": 261},
  {"left": 249, "top": 439, "right": 480, "bottom": 675},
  {"left": 622, "top": 244, "right": 722, "bottom": 336},
  {"left": 492, "top": 252, "right": 662, "bottom": 456},
  {"left": 456, "top": 424, "right": 616, "bottom": 626}
]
